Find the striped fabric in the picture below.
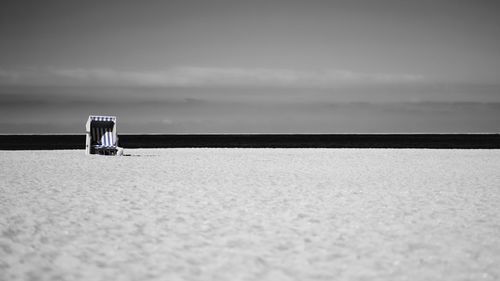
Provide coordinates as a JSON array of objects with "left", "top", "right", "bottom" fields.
[
  {"left": 92, "top": 127, "right": 115, "bottom": 147},
  {"left": 90, "top": 116, "right": 116, "bottom": 122},
  {"left": 89, "top": 115, "right": 116, "bottom": 147}
]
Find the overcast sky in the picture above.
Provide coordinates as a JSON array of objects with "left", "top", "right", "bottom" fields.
[{"left": 1, "top": 0, "right": 499, "bottom": 133}]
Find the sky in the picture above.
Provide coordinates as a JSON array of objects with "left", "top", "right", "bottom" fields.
[{"left": 1, "top": 0, "right": 499, "bottom": 133}]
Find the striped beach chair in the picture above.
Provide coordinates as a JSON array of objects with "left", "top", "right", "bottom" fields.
[{"left": 85, "top": 115, "right": 121, "bottom": 155}]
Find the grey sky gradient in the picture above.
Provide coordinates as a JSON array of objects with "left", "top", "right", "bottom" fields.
[{"left": 1, "top": 0, "right": 499, "bottom": 133}]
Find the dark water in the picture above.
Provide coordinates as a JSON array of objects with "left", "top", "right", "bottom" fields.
[{"left": 1, "top": 134, "right": 499, "bottom": 150}]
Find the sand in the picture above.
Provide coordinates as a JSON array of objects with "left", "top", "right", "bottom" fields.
[{"left": 1, "top": 148, "right": 499, "bottom": 280}]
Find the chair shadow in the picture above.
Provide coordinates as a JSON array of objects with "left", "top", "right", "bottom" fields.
[{"left": 122, "top": 154, "right": 159, "bottom": 157}]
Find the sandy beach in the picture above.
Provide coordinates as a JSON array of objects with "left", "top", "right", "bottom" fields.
[{"left": 1, "top": 148, "right": 499, "bottom": 280}]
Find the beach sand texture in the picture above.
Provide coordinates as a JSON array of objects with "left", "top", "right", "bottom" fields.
[{"left": 1, "top": 148, "right": 499, "bottom": 280}]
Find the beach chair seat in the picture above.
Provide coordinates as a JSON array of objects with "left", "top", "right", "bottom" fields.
[{"left": 93, "top": 130, "right": 117, "bottom": 155}]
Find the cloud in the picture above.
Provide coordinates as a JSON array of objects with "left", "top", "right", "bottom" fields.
[
  {"left": 161, "top": 118, "right": 174, "bottom": 125},
  {"left": 0, "top": 66, "right": 424, "bottom": 87}
]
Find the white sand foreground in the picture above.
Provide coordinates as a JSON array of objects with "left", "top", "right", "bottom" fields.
[{"left": 1, "top": 148, "right": 499, "bottom": 281}]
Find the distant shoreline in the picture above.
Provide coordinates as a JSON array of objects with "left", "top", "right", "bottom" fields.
[{"left": 1, "top": 134, "right": 499, "bottom": 149}]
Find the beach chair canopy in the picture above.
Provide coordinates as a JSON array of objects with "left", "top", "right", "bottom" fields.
[{"left": 85, "top": 115, "right": 118, "bottom": 155}]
